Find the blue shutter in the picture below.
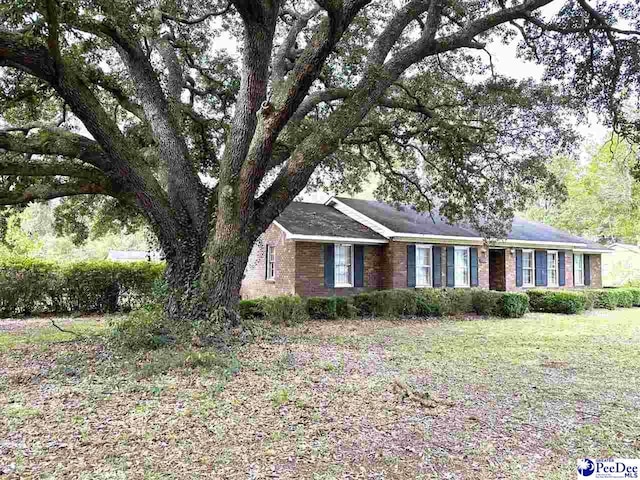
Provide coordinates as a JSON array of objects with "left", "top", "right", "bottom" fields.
[
  {"left": 407, "top": 244, "right": 416, "bottom": 287},
  {"left": 515, "top": 249, "right": 523, "bottom": 287},
  {"left": 446, "top": 247, "right": 455, "bottom": 287},
  {"left": 470, "top": 248, "right": 479, "bottom": 287},
  {"left": 432, "top": 246, "right": 442, "bottom": 287},
  {"left": 354, "top": 245, "right": 364, "bottom": 287},
  {"left": 535, "top": 250, "right": 547, "bottom": 286},
  {"left": 324, "top": 244, "right": 334, "bottom": 288},
  {"left": 558, "top": 251, "right": 566, "bottom": 286},
  {"left": 584, "top": 254, "right": 591, "bottom": 286}
]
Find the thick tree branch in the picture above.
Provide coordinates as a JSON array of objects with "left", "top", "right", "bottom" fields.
[
  {"left": 239, "top": 0, "right": 372, "bottom": 220},
  {"left": 253, "top": 0, "right": 558, "bottom": 230},
  {"left": 273, "top": 6, "right": 321, "bottom": 80},
  {"left": 71, "top": 17, "right": 207, "bottom": 233},
  {"left": 0, "top": 128, "right": 109, "bottom": 170},
  {"left": 0, "top": 179, "right": 112, "bottom": 206},
  {"left": 0, "top": 156, "right": 106, "bottom": 181},
  {"left": 0, "top": 29, "right": 180, "bottom": 245}
]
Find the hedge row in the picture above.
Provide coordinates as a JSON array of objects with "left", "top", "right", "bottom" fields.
[
  {"left": 241, "top": 287, "right": 640, "bottom": 323},
  {"left": 526, "top": 288, "right": 640, "bottom": 314},
  {"left": 0, "top": 258, "right": 164, "bottom": 317},
  {"left": 240, "top": 288, "right": 530, "bottom": 322}
]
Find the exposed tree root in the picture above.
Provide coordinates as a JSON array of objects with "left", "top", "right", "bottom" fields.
[{"left": 393, "top": 378, "right": 455, "bottom": 415}]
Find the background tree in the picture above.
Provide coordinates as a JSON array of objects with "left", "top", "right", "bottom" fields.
[
  {"left": 1, "top": 0, "right": 639, "bottom": 329},
  {"left": 526, "top": 137, "right": 640, "bottom": 244}
]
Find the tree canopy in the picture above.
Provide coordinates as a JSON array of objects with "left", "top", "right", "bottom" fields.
[
  {"left": 1, "top": 0, "right": 639, "bottom": 322},
  {"left": 526, "top": 137, "right": 640, "bottom": 244}
]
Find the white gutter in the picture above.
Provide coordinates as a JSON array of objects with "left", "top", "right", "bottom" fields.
[{"left": 572, "top": 248, "right": 613, "bottom": 254}]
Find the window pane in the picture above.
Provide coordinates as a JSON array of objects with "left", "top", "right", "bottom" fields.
[
  {"left": 454, "top": 249, "right": 469, "bottom": 286},
  {"left": 334, "top": 245, "right": 352, "bottom": 285},
  {"left": 417, "top": 267, "right": 427, "bottom": 286}
]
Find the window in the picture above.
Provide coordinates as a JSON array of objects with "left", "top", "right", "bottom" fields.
[
  {"left": 416, "top": 245, "right": 432, "bottom": 287},
  {"left": 574, "top": 253, "right": 584, "bottom": 286},
  {"left": 547, "top": 251, "right": 558, "bottom": 286},
  {"left": 522, "top": 250, "right": 534, "bottom": 287},
  {"left": 335, "top": 244, "right": 353, "bottom": 287},
  {"left": 266, "top": 245, "right": 275, "bottom": 280},
  {"left": 454, "top": 246, "right": 470, "bottom": 287}
]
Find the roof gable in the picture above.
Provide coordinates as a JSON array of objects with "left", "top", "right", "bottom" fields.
[{"left": 274, "top": 202, "right": 386, "bottom": 242}]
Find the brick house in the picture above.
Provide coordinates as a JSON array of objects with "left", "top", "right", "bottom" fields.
[{"left": 240, "top": 197, "right": 610, "bottom": 299}]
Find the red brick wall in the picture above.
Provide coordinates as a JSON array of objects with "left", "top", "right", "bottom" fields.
[
  {"left": 505, "top": 249, "right": 595, "bottom": 291},
  {"left": 294, "top": 243, "right": 384, "bottom": 297},
  {"left": 478, "top": 247, "right": 490, "bottom": 289},
  {"left": 382, "top": 241, "right": 408, "bottom": 289},
  {"left": 240, "top": 224, "right": 296, "bottom": 299},
  {"left": 383, "top": 242, "right": 486, "bottom": 289}
]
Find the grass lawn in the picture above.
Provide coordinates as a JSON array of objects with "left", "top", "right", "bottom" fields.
[{"left": 1, "top": 310, "right": 639, "bottom": 479}]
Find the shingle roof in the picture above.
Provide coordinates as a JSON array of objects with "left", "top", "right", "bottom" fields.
[
  {"left": 333, "top": 197, "right": 609, "bottom": 250},
  {"left": 275, "top": 202, "right": 386, "bottom": 241}
]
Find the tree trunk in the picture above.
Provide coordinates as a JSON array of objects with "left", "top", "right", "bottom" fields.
[
  {"left": 199, "top": 225, "right": 254, "bottom": 326},
  {"left": 162, "top": 224, "right": 253, "bottom": 333},
  {"left": 164, "top": 244, "right": 206, "bottom": 324}
]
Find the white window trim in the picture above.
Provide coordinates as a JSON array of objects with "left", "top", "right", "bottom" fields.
[
  {"left": 574, "top": 252, "right": 585, "bottom": 286},
  {"left": 334, "top": 243, "right": 354, "bottom": 288},
  {"left": 454, "top": 246, "right": 470, "bottom": 288},
  {"left": 415, "top": 244, "right": 433, "bottom": 288},
  {"left": 522, "top": 249, "right": 535, "bottom": 288},
  {"left": 266, "top": 244, "right": 276, "bottom": 281},
  {"left": 547, "top": 250, "right": 559, "bottom": 287}
]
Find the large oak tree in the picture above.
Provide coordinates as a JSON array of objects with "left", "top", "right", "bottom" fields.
[{"left": 0, "top": 0, "right": 638, "bottom": 326}]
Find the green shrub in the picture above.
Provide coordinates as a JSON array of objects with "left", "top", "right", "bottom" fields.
[
  {"left": 306, "top": 297, "right": 337, "bottom": 320},
  {"left": 497, "top": 293, "right": 529, "bottom": 318},
  {"left": 527, "top": 290, "right": 588, "bottom": 314},
  {"left": 416, "top": 289, "right": 444, "bottom": 317},
  {"left": 335, "top": 297, "right": 356, "bottom": 319},
  {"left": 580, "top": 290, "right": 596, "bottom": 310},
  {"left": 441, "top": 288, "right": 475, "bottom": 315},
  {"left": 622, "top": 287, "right": 640, "bottom": 306},
  {"left": 238, "top": 299, "right": 265, "bottom": 320},
  {"left": 0, "top": 258, "right": 165, "bottom": 317},
  {"left": 469, "top": 290, "right": 528, "bottom": 318},
  {"left": 352, "top": 291, "right": 378, "bottom": 317},
  {"left": 262, "top": 295, "right": 308, "bottom": 326},
  {"left": 352, "top": 289, "right": 419, "bottom": 318},
  {"left": 471, "top": 290, "right": 499, "bottom": 316},
  {"left": 612, "top": 289, "right": 634, "bottom": 308},
  {"left": 588, "top": 289, "right": 618, "bottom": 310},
  {"left": 108, "top": 305, "right": 173, "bottom": 351}
]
